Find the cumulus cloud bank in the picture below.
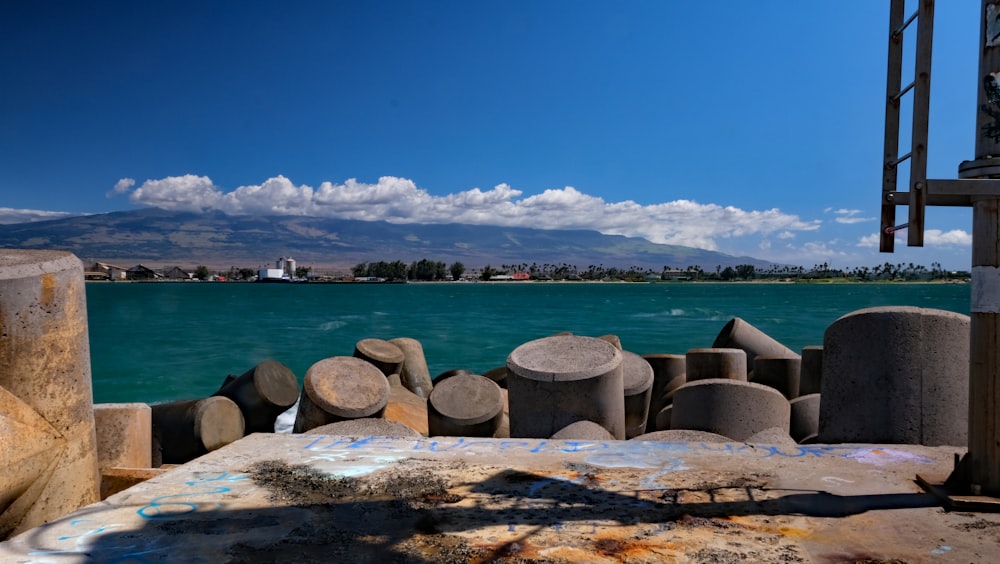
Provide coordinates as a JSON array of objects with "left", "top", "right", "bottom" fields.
[
  {"left": 858, "top": 228, "right": 973, "bottom": 248},
  {"left": 113, "top": 174, "right": 820, "bottom": 251}
]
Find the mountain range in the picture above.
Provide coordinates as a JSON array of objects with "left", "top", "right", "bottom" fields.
[{"left": 0, "top": 208, "right": 775, "bottom": 272}]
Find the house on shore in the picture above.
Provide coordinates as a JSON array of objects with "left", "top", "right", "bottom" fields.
[
  {"left": 84, "top": 262, "right": 128, "bottom": 281},
  {"left": 125, "top": 264, "right": 161, "bottom": 281},
  {"left": 162, "top": 266, "right": 192, "bottom": 280}
]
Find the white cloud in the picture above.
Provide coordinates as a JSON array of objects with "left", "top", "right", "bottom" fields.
[
  {"left": 121, "top": 174, "right": 822, "bottom": 251},
  {"left": 106, "top": 178, "right": 136, "bottom": 198},
  {"left": 829, "top": 208, "right": 875, "bottom": 225},
  {"left": 0, "top": 207, "right": 76, "bottom": 224},
  {"left": 858, "top": 228, "right": 972, "bottom": 248}
]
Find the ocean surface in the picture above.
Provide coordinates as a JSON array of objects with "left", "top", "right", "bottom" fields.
[{"left": 85, "top": 281, "right": 971, "bottom": 404}]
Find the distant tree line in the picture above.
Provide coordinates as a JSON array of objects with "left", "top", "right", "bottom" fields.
[{"left": 351, "top": 259, "right": 465, "bottom": 281}]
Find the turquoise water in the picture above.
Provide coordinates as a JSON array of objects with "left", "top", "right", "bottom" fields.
[{"left": 85, "top": 281, "right": 970, "bottom": 404}]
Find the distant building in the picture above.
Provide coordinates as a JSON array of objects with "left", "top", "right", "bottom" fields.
[
  {"left": 163, "top": 266, "right": 192, "bottom": 280},
  {"left": 259, "top": 257, "right": 297, "bottom": 282},
  {"left": 126, "top": 264, "right": 160, "bottom": 281},
  {"left": 85, "top": 262, "right": 128, "bottom": 281}
]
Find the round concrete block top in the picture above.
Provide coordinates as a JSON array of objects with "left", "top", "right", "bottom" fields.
[
  {"left": 550, "top": 420, "right": 615, "bottom": 440},
  {"left": 621, "top": 351, "right": 654, "bottom": 395},
  {"left": 745, "top": 427, "right": 797, "bottom": 447},
  {"left": 193, "top": 396, "right": 245, "bottom": 452},
  {"left": 304, "top": 418, "right": 422, "bottom": 438},
  {"left": 832, "top": 305, "right": 969, "bottom": 324},
  {"left": 252, "top": 360, "right": 300, "bottom": 408},
  {"left": 507, "top": 335, "right": 622, "bottom": 382},
  {"left": 304, "top": 357, "right": 390, "bottom": 418},
  {"left": 428, "top": 374, "right": 504, "bottom": 425},
  {"left": 435, "top": 368, "right": 478, "bottom": 382},
  {"left": 354, "top": 338, "right": 405, "bottom": 364},
  {"left": 0, "top": 249, "right": 79, "bottom": 279}
]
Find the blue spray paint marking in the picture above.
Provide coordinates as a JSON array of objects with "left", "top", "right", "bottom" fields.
[{"left": 137, "top": 472, "right": 246, "bottom": 520}]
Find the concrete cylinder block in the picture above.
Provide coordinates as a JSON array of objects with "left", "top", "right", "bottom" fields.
[
  {"left": 293, "top": 356, "right": 390, "bottom": 433},
  {"left": 622, "top": 351, "right": 654, "bottom": 439},
  {"left": 750, "top": 355, "right": 801, "bottom": 399},
  {"left": 93, "top": 403, "right": 152, "bottom": 469},
  {"left": 654, "top": 405, "right": 672, "bottom": 431},
  {"left": 353, "top": 338, "right": 405, "bottom": 377},
  {"left": 213, "top": 360, "right": 299, "bottom": 434},
  {"left": 745, "top": 427, "right": 798, "bottom": 448},
  {"left": 642, "top": 354, "right": 686, "bottom": 433},
  {"left": 789, "top": 393, "right": 821, "bottom": 443},
  {"left": 507, "top": 335, "right": 625, "bottom": 439},
  {"left": 671, "top": 379, "right": 791, "bottom": 442},
  {"left": 818, "top": 306, "right": 970, "bottom": 446},
  {"left": 799, "top": 345, "right": 823, "bottom": 396},
  {"left": 685, "top": 348, "right": 747, "bottom": 382},
  {"left": 427, "top": 374, "right": 504, "bottom": 437},
  {"left": 434, "top": 369, "right": 478, "bottom": 383},
  {"left": 596, "top": 334, "right": 623, "bottom": 350},
  {"left": 389, "top": 337, "right": 434, "bottom": 399},
  {"left": 151, "top": 396, "right": 245, "bottom": 465},
  {"left": 384, "top": 376, "right": 429, "bottom": 436},
  {"left": 481, "top": 366, "right": 509, "bottom": 389},
  {"left": 713, "top": 317, "right": 798, "bottom": 374},
  {"left": 630, "top": 429, "right": 732, "bottom": 443},
  {"left": 550, "top": 420, "right": 615, "bottom": 441},
  {"left": 0, "top": 250, "right": 100, "bottom": 538}
]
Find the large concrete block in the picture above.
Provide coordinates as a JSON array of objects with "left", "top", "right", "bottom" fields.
[
  {"left": 642, "top": 354, "right": 686, "bottom": 433},
  {"left": 93, "top": 403, "right": 152, "bottom": 469},
  {"left": 790, "top": 394, "right": 820, "bottom": 443},
  {"left": 819, "top": 306, "right": 969, "bottom": 446},
  {"left": 389, "top": 337, "right": 434, "bottom": 399},
  {"left": 713, "top": 317, "right": 798, "bottom": 374},
  {"left": 0, "top": 250, "right": 100, "bottom": 538},
  {"left": 151, "top": 396, "right": 245, "bottom": 465},
  {"left": 671, "top": 379, "right": 790, "bottom": 442},
  {"left": 213, "top": 360, "right": 299, "bottom": 434},
  {"left": 622, "top": 351, "right": 653, "bottom": 439},
  {"left": 353, "top": 338, "right": 405, "bottom": 377},
  {"left": 685, "top": 348, "right": 747, "bottom": 382},
  {"left": 751, "top": 355, "right": 801, "bottom": 399},
  {"left": 293, "top": 357, "right": 389, "bottom": 433},
  {"left": 427, "top": 374, "right": 504, "bottom": 437},
  {"left": 799, "top": 345, "right": 823, "bottom": 396},
  {"left": 507, "top": 335, "right": 625, "bottom": 439},
  {"left": 383, "top": 376, "right": 429, "bottom": 436},
  {"left": 550, "top": 420, "right": 615, "bottom": 441}
]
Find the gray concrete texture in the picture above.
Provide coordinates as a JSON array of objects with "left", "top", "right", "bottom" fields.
[
  {"left": 7, "top": 434, "right": 990, "bottom": 563},
  {"left": 685, "top": 348, "right": 748, "bottom": 382},
  {"left": 799, "top": 345, "right": 824, "bottom": 396},
  {"left": 213, "top": 359, "right": 299, "bottom": 434},
  {"left": 819, "top": 306, "right": 970, "bottom": 446},
  {"left": 93, "top": 403, "right": 152, "bottom": 469},
  {"left": 790, "top": 393, "right": 821, "bottom": 443},
  {"left": 713, "top": 316, "right": 799, "bottom": 373},
  {"left": 507, "top": 335, "right": 626, "bottom": 439},
  {"left": 427, "top": 373, "right": 504, "bottom": 437},
  {"left": 642, "top": 353, "right": 686, "bottom": 434},
  {"left": 304, "top": 417, "right": 423, "bottom": 438},
  {"left": 671, "top": 378, "right": 791, "bottom": 441},
  {"left": 353, "top": 338, "right": 405, "bottom": 377},
  {"left": 621, "top": 350, "right": 654, "bottom": 439},
  {"left": 750, "top": 355, "right": 801, "bottom": 399},
  {"left": 549, "top": 419, "right": 615, "bottom": 440},
  {"left": 293, "top": 356, "right": 390, "bottom": 432},
  {"left": 151, "top": 396, "right": 245, "bottom": 465},
  {"left": 388, "top": 337, "right": 434, "bottom": 399},
  {"left": 0, "top": 250, "right": 100, "bottom": 538}
]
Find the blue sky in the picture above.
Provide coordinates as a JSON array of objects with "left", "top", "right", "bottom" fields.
[{"left": 0, "top": 1, "right": 983, "bottom": 269}]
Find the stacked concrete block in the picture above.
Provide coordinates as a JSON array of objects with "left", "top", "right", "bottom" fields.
[
  {"left": 389, "top": 337, "right": 434, "bottom": 399},
  {"left": 750, "top": 355, "right": 801, "bottom": 399},
  {"left": 790, "top": 394, "right": 821, "bottom": 443},
  {"left": 621, "top": 351, "right": 654, "bottom": 439},
  {"left": 745, "top": 427, "right": 798, "bottom": 448},
  {"left": 293, "top": 356, "right": 390, "bottom": 433},
  {"left": 481, "top": 366, "right": 509, "bottom": 388},
  {"left": 507, "top": 335, "right": 625, "bottom": 439},
  {"left": 0, "top": 250, "right": 100, "bottom": 538},
  {"left": 550, "top": 420, "right": 615, "bottom": 440},
  {"left": 642, "top": 354, "right": 686, "bottom": 433},
  {"left": 353, "top": 338, "right": 405, "bottom": 377},
  {"left": 383, "top": 374, "right": 429, "bottom": 436},
  {"left": 304, "top": 418, "right": 422, "bottom": 438},
  {"left": 713, "top": 317, "right": 798, "bottom": 375},
  {"left": 685, "top": 348, "right": 747, "bottom": 382},
  {"left": 654, "top": 405, "right": 673, "bottom": 431},
  {"left": 799, "top": 345, "right": 823, "bottom": 396},
  {"left": 597, "top": 334, "right": 623, "bottom": 350},
  {"left": 151, "top": 396, "right": 245, "bottom": 465},
  {"left": 427, "top": 373, "right": 504, "bottom": 437},
  {"left": 819, "top": 306, "right": 969, "bottom": 446},
  {"left": 93, "top": 403, "right": 152, "bottom": 469},
  {"left": 213, "top": 360, "right": 299, "bottom": 434},
  {"left": 670, "top": 379, "right": 790, "bottom": 442},
  {"left": 630, "top": 429, "right": 732, "bottom": 443}
]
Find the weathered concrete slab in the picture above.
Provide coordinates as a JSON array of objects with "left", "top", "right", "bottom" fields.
[{"left": 2, "top": 434, "right": 997, "bottom": 563}]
